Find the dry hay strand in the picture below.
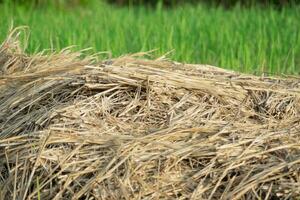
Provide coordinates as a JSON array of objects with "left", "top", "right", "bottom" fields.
[{"left": 0, "top": 28, "right": 300, "bottom": 200}]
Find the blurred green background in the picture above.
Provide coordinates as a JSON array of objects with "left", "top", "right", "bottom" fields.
[{"left": 0, "top": 0, "right": 299, "bottom": 74}]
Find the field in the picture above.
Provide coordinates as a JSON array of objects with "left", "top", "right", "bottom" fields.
[
  {"left": 1, "top": 1, "right": 300, "bottom": 199},
  {"left": 0, "top": 0, "right": 299, "bottom": 74}
]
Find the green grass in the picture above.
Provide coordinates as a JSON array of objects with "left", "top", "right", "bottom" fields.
[{"left": 0, "top": 1, "right": 299, "bottom": 74}]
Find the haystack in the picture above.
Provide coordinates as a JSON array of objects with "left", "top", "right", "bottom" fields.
[{"left": 0, "top": 28, "right": 300, "bottom": 200}]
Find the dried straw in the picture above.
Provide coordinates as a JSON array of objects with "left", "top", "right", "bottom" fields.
[{"left": 0, "top": 28, "right": 300, "bottom": 200}]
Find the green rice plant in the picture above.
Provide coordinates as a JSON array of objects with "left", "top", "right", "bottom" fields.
[{"left": 0, "top": 0, "right": 299, "bottom": 74}]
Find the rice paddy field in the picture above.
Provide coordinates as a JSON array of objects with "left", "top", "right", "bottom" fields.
[
  {"left": 0, "top": 0, "right": 299, "bottom": 74},
  {"left": 1, "top": 1, "right": 300, "bottom": 199}
]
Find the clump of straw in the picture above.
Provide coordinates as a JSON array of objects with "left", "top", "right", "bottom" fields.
[{"left": 0, "top": 28, "right": 299, "bottom": 199}]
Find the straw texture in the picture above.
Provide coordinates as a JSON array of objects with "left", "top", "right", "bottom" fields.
[{"left": 0, "top": 29, "right": 300, "bottom": 200}]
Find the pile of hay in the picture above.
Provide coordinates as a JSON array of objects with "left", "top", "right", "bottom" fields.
[{"left": 0, "top": 29, "right": 300, "bottom": 200}]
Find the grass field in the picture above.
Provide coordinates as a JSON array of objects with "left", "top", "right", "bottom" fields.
[{"left": 0, "top": 0, "right": 299, "bottom": 74}]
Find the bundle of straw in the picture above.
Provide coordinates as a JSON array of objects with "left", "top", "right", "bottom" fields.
[{"left": 0, "top": 29, "right": 300, "bottom": 199}]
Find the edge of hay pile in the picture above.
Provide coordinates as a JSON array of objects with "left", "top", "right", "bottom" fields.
[{"left": 0, "top": 28, "right": 300, "bottom": 199}]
